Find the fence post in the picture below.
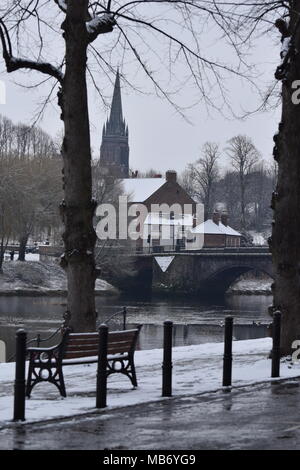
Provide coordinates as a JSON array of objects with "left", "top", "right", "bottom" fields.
[
  {"left": 96, "top": 324, "right": 108, "bottom": 409},
  {"left": 123, "top": 307, "right": 127, "bottom": 331},
  {"left": 13, "top": 329, "right": 27, "bottom": 421},
  {"left": 162, "top": 320, "right": 173, "bottom": 397},
  {"left": 223, "top": 316, "right": 233, "bottom": 387},
  {"left": 271, "top": 310, "right": 281, "bottom": 378}
]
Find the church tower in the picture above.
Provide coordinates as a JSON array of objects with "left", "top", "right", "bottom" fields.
[{"left": 99, "top": 70, "right": 129, "bottom": 178}]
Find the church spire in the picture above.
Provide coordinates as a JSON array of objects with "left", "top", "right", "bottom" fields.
[
  {"left": 99, "top": 68, "right": 129, "bottom": 178},
  {"left": 105, "top": 69, "right": 126, "bottom": 136}
]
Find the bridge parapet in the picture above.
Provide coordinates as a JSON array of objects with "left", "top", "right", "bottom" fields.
[{"left": 151, "top": 250, "right": 273, "bottom": 296}]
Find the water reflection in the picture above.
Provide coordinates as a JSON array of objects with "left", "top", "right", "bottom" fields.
[{"left": 0, "top": 293, "right": 272, "bottom": 361}]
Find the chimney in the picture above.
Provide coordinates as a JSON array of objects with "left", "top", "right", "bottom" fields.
[
  {"left": 166, "top": 170, "right": 177, "bottom": 183},
  {"left": 212, "top": 210, "right": 220, "bottom": 225},
  {"left": 221, "top": 211, "right": 229, "bottom": 226}
]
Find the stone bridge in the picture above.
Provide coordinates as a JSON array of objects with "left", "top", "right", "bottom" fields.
[
  {"left": 134, "top": 248, "right": 273, "bottom": 296},
  {"left": 39, "top": 245, "right": 273, "bottom": 296}
]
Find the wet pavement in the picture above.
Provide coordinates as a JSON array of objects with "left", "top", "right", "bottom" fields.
[{"left": 2, "top": 379, "right": 300, "bottom": 450}]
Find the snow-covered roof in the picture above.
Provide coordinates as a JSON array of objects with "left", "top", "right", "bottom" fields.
[
  {"left": 191, "top": 219, "right": 241, "bottom": 236},
  {"left": 120, "top": 178, "right": 166, "bottom": 202},
  {"left": 219, "top": 223, "right": 241, "bottom": 237},
  {"left": 144, "top": 213, "right": 193, "bottom": 226}
]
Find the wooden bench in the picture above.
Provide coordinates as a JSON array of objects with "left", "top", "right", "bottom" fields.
[{"left": 25, "top": 325, "right": 142, "bottom": 398}]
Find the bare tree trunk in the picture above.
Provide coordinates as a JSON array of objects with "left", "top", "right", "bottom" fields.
[
  {"left": 272, "top": 5, "right": 300, "bottom": 354},
  {"left": 18, "top": 235, "right": 28, "bottom": 261},
  {"left": 59, "top": 0, "right": 97, "bottom": 332},
  {"left": 0, "top": 239, "right": 4, "bottom": 272},
  {"left": 240, "top": 174, "right": 246, "bottom": 231}
]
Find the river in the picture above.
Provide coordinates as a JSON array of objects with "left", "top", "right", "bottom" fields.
[{"left": 0, "top": 293, "right": 272, "bottom": 361}]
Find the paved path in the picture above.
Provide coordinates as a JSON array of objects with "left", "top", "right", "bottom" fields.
[{"left": 2, "top": 379, "right": 300, "bottom": 450}]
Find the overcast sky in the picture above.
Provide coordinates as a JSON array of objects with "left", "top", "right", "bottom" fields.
[{"left": 0, "top": 5, "right": 281, "bottom": 176}]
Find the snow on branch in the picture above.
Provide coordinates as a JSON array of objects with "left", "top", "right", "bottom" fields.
[
  {"left": 86, "top": 13, "right": 116, "bottom": 43},
  {"left": 7, "top": 57, "right": 64, "bottom": 83}
]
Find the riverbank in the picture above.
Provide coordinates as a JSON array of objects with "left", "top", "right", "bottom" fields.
[
  {"left": 228, "top": 274, "right": 272, "bottom": 295},
  {"left": 0, "top": 261, "right": 118, "bottom": 296},
  {"left": 0, "top": 259, "right": 272, "bottom": 296}
]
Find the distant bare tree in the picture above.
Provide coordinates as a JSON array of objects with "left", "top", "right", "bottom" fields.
[
  {"left": 184, "top": 142, "right": 220, "bottom": 219},
  {"left": 0, "top": 156, "right": 20, "bottom": 270},
  {"left": 15, "top": 155, "right": 62, "bottom": 261},
  {"left": 247, "top": 163, "right": 273, "bottom": 232},
  {"left": 0, "top": 120, "right": 62, "bottom": 260},
  {"left": 0, "top": 116, "right": 15, "bottom": 157},
  {"left": 216, "top": 170, "right": 241, "bottom": 228},
  {"left": 226, "top": 136, "right": 260, "bottom": 231}
]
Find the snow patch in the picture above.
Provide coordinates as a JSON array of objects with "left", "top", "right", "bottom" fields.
[{"left": 0, "top": 261, "right": 115, "bottom": 294}]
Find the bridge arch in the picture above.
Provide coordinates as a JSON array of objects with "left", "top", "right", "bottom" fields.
[{"left": 201, "top": 263, "right": 274, "bottom": 296}]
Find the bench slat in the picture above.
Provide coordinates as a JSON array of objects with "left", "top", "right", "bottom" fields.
[
  {"left": 109, "top": 332, "right": 136, "bottom": 342},
  {"left": 107, "top": 344, "right": 133, "bottom": 355},
  {"left": 66, "top": 341, "right": 133, "bottom": 355},
  {"left": 68, "top": 339, "right": 98, "bottom": 347},
  {"left": 66, "top": 343, "right": 98, "bottom": 352},
  {"left": 64, "top": 350, "right": 99, "bottom": 359},
  {"left": 69, "top": 334, "right": 98, "bottom": 340},
  {"left": 68, "top": 329, "right": 137, "bottom": 340},
  {"left": 64, "top": 328, "right": 139, "bottom": 360}
]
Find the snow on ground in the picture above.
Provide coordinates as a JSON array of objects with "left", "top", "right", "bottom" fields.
[
  {"left": 3, "top": 253, "right": 39, "bottom": 262},
  {"left": 1, "top": 337, "right": 300, "bottom": 425},
  {"left": 24, "top": 253, "right": 40, "bottom": 262},
  {"left": 0, "top": 260, "right": 116, "bottom": 294},
  {"left": 248, "top": 230, "right": 270, "bottom": 246},
  {"left": 229, "top": 278, "right": 272, "bottom": 294}
]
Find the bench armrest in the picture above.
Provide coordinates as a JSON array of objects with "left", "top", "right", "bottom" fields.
[{"left": 27, "top": 344, "right": 60, "bottom": 353}]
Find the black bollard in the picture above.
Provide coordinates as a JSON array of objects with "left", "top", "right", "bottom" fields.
[
  {"left": 223, "top": 317, "right": 233, "bottom": 387},
  {"left": 271, "top": 310, "right": 281, "bottom": 378},
  {"left": 13, "top": 329, "right": 27, "bottom": 421},
  {"left": 96, "top": 324, "right": 108, "bottom": 408},
  {"left": 162, "top": 321, "right": 173, "bottom": 397}
]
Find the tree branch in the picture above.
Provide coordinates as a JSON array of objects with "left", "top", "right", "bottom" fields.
[{"left": 0, "top": 19, "right": 64, "bottom": 83}]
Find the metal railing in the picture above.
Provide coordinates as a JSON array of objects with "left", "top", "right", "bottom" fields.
[
  {"left": 101, "top": 307, "right": 127, "bottom": 331},
  {"left": 8, "top": 308, "right": 128, "bottom": 363},
  {"left": 7, "top": 311, "right": 71, "bottom": 362}
]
